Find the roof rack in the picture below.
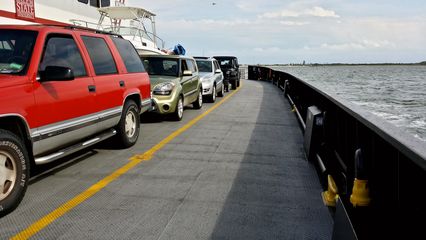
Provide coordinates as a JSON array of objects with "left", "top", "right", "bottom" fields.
[
  {"left": 193, "top": 56, "right": 210, "bottom": 59},
  {"left": 63, "top": 25, "right": 123, "bottom": 38}
]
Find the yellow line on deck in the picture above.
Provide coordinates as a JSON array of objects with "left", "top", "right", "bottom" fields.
[{"left": 12, "top": 83, "right": 242, "bottom": 240}]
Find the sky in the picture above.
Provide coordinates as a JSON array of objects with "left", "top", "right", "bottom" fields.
[{"left": 129, "top": 0, "right": 426, "bottom": 64}]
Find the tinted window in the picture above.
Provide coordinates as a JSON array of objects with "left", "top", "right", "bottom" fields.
[
  {"left": 196, "top": 60, "right": 212, "bottom": 72},
  {"left": 181, "top": 59, "right": 188, "bottom": 73},
  {"left": 101, "top": 0, "right": 110, "bottom": 7},
  {"left": 78, "top": 0, "right": 88, "bottom": 4},
  {"left": 141, "top": 57, "right": 178, "bottom": 77},
  {"left": 39, "top": 35, "right": 86, "bottom": 77},
  {"left": 90, "top": 0, "right": 98, "bottom": 7},
  {"left": 0, "top": 30, "right": 37, "bottom": 75},
  {"left": 82, "top": 36, "right": 117, "bottom": 75},
  {"left": 111, "top": 37, "right": 144, "bottom": 73}
]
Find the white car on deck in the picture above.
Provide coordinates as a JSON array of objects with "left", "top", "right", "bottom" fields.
[{"left": 195, "top": 57, "right": 224, "bottom": 102}]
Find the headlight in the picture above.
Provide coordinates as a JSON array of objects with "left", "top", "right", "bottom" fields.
[{"left": 153, "top": 82, "right": 175, "bottom": 95}]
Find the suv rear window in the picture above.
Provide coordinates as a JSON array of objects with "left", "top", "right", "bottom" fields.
[
  {"left": 81, "top": 36, "right": 117, "bottom": 75},
  {"left": 0, "top": 29, "right": 37, "bottom": 75},
  {"left": 214, "top": 57, "right": 238, "bottom": 68},
  {"left": 217, "top": 59, "right": 232, "bottom": 67},
  {"left": 141, "top": 57, "right": 179, "bottom": 77},
  {"left": 196, "top": 60, "right": 212, "bottom": 72},
  {"left": 111, "top": 37, "right": 145, "bottom": 73}
]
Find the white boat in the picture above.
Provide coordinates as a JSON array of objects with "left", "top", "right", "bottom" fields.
[
  {"left": 72, "top": 6, "right": 165, "bottom": 55},
  {"left": 0, "top": 0, "right": 165, "bottom": 55}
]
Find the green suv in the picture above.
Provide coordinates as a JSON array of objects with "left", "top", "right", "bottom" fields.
[{"left": 141, "top": 55, "right": 203, "bottom": 120}]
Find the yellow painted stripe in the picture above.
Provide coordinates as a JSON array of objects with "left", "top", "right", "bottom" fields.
[
  {"left": 131, "top": 84, "right": 241, "bottom": 161},
  {"left": 12, "top": 82, "right": 242, "bottom": 240}
]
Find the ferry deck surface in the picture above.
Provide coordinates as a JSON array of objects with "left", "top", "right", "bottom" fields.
[{"left": 0, "top": 78, "right": 333, "bottom": 239}]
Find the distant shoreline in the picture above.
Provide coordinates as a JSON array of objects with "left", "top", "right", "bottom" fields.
[{"left": 262, "top": 61, "right": 426, "bottom": 67}]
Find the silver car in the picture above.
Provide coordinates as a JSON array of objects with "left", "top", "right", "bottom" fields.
[{"left": 195, "top": 57, "right": 224, "bottom": 102}]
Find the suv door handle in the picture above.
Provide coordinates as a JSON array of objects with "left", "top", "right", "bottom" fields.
[
  {"left": 88, "top": 85, "right": 96, "bottom": 92},
  {"left": 119, "top": 80, "right": 125, "bottom": 87}
]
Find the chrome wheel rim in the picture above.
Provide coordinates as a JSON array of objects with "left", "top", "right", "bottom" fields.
[
  {"left": 0, "top": 151, "right": 17, "bottom": 201},
  {"left": 125, "top": 110, "right": 137, "bottom": 138},
  {"left": 212, "top": 86, "right": 216, "bottom": 101},
  {"left": 177, "top": 98, "right": 183, "bottom": 118},
  {"left": 198, "top": 91, "right": 203, "bottom": 106}
]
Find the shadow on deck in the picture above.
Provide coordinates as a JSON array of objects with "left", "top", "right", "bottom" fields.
[{"left": 209, "top": 79, "right": 333, "bottom": 239}]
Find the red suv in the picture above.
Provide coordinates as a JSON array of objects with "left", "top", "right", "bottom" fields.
[{"left": 0, "top": 25, "right": 151, "bottom": 216}]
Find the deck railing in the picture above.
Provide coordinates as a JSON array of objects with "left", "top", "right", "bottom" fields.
[{"left": 248, "top": 65, "right": 426, "bottom": 239}]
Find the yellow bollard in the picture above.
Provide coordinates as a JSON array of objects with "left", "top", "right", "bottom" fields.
[
  {"left": 322, "top": 175, "right": 339, "bottom": 207},
  {"left": 350, "top": 178, "right": 371, "bottom": 207}
]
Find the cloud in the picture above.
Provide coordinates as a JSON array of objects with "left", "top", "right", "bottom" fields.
[
  {"left": 260, "top": 6, "right": 340, "bottom": 19},
  {"left": 199, "top": 19, "right": 252, "bottom": 26},
  {"left": 306, "top": 6, "right": 340, "bottom": 18},
  {"left": 253, "top": 47, "right": 282, "bottom": 52},
  {"left": 158, "top": 18, "right": 253, "bottom": 30},
  {"left": 236, "top": 2, "right": 258, "bottom": 11},
  {"left": 280, "top": 21, "right": 310, "bottom": 26},
  {"left": 319, "top": 40, "right": 396, "bottom": 50},
  {"left": 262, "top": 10, "right": 299, "bottom": 18}
]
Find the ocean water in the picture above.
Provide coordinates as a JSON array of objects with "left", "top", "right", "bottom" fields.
[{"left": 271, "top": 65, "right": 426, "bottom": 142}]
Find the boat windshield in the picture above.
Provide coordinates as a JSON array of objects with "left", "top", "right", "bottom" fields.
[
  {"left": 141, "top": 57, "right": 179, "bottom": 77},
  {"left": 0, "top": 30, "right": 38, "bottom": 75},
  {"left": 196, "top": 60, "right": 212, "bottom": 73}
]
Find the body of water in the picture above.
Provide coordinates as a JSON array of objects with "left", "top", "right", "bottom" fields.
[{"left": 271, "top": 65, "right": 426, "bottom": 142}]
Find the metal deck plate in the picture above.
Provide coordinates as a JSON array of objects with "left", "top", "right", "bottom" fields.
[{"left": 0, "top": 80, "right": 332, "bottom": 239}]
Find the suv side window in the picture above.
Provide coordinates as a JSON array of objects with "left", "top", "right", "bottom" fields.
[
  {"left": 39, "top": 34, "right": 87, "bottom": 77},
  {"left": 186, "top": 59, "right": 197, "bottom": 73},
  {"left": 81, "top": 36, "right": 117, "bottom": 75},
  {"left": 213, "top": 60, "right": 220, "bottom": 71},
  {"left": 110, "top": 37, "right": 145, "bottom": 73},
  {"left": 181, "top": 59, "right": 188, "bottom": 73},
  {"left": 233, "top": 58, "right": 238, "bottom": 68}
]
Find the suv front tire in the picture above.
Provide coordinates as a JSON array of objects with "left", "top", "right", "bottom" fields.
[{"left": 0, "top": 130, "right": 30, "bottom": 217}]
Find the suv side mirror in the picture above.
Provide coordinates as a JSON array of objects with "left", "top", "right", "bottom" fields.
[
  {"left": 215, "top": 69, "right": 222, "bottom": 74},
  {"left": 40, "top": 66, "right": 74, "bottom": 82},
  {"left": 183, "top": 70, "right": 192, "bottom": 76}
]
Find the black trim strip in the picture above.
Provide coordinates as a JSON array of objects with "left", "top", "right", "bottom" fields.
[{"left": 32, "top": 112, "right": 122, "bottom": 142}]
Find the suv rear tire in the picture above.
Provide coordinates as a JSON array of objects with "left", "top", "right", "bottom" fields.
[
  {"left": 0, "top": 129, "right": 29, "bottom": 217},
  {"left": 193, "top": 88, "right": 203, "bottom": 109},
  {"left": 209, "top": 85, "right": 216, "bottom": 103},
  {"left": 231, "top": 80, "right": 237, "bottom": 90},
  {"left": 172, "top": 96, "right": 184, "bottom": 121},
  {"left": 114, "top": 100, "right": 140, "bottom": 148},
  {"left": 218, "top": 84, "right": 224, "bottom": 97}
]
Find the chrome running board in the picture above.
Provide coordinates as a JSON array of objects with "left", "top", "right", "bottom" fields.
[{"left": 35, "top": 129, "right": 117, "bottom": 165}]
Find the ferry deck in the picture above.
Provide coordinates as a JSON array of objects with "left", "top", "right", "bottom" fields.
[{"left": 0, "top": 77, "right": 334, "bottom": 239}]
